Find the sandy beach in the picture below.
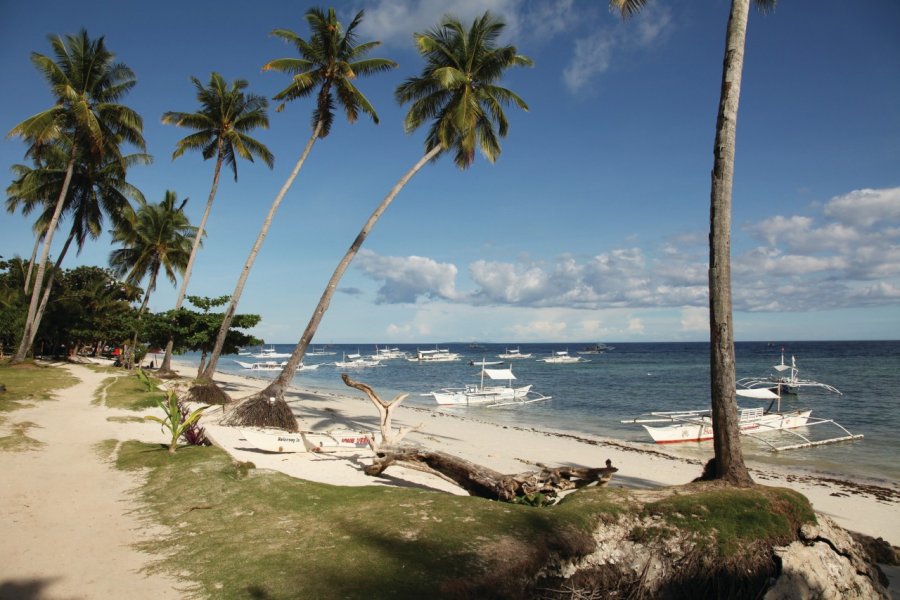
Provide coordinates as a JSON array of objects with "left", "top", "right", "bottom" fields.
[{"left": 1, "top": 360, "right": 897, "bottom": 598}]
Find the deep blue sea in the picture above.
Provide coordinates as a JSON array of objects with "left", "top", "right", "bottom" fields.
[{"left": 178, "top": 340, "right": 900, "bottom": 484}]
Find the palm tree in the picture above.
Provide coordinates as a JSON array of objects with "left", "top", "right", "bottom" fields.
[
  {"left": 158, "top": 73, "right": 274, "bottom": 374},
  {"left": 611, "top": 0, "right": 775, "bottom": 485},
  {"left": 198, "top": 7, "right": 397, "bottom": 383},
  {"left": 6, "top": 29, "right": 145, "bottom": 364},
  {"left": 109, "top": 191, "right": 195, "bottom": 369},
  {"left": 7, "top": 140, "right": 149, "bottom": 352},
  {"left": 226, "top": 11, "right": 532, "bottom": 430}
]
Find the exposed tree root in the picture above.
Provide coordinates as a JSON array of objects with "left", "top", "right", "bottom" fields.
[
  {"left": 221, "top": 392, "right": 298, "bottom": 432},
  {"left": 186, "top": 381, "right": 231, "bottom": 406}
]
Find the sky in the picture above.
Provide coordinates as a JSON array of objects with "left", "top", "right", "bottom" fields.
[{"left": 1, "top": 0, "right": 899, "bottom": 345}]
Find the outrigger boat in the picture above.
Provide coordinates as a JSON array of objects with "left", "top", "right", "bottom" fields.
[
  {"left": 234, "top": 359, "right": 319, "bottom": 372},
  {"left": 407, "top": 347, "right": 461, "bottom": 362},
  {"left": 623, "top": 388, "right": 862, "bottom": 452},
  {"left": 427, "top": 365, "right": 551, "bottom": 407},
  {"left": 497, "top": 347, "right": 532, "bottom": 359},
  {"left": 241, "top": 427, "right": 380, "bottom": 453},
  {"left": 248, "top": 345, "right": 291, "bottom": 359},
  {"left": 333, "top": 353, "right": 381, "bottom": 368},
  {"left": 537, "top": 350, "right": 589, "bottom": 364},
  {"left": 737, "top": 351, "right": 841, "bottom": 395}
]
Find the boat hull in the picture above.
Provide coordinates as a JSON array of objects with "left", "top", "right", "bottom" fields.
[
  {"left": 241, "top": 428, "right": 378, "bottom": 453},
  {"left": 643, "top": 409, "right": 812, "bottom": 444},
  {"left": 431, "top": 385, "right": 533, "bottom": 406}
]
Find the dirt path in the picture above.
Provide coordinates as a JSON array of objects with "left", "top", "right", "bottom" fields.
[{"left": 0, "top": 363, "right": 185, "bottom": 599}]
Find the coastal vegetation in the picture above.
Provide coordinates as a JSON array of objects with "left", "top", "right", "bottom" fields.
[{"left": 7, "top": 29, "right": 146, "bottom": 364}]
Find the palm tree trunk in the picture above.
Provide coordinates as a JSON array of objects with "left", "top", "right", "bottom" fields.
[
  {"left": 201, "top": 121, "right": 323, "bottom": 380},
  {"left": 24, "top": 234, "right": 43, "bottom": 294},
  {"left": 159, "top": 143, "right": 226, "bottom": 373},
  {"left": 708, "top": 0, "right": 752, "bottom": 486},
  {"left": 26, "top": 230, "right": 76, "bottom": 351},
  {"left": 11, "top": 151, "right": 77, "bottom": 364},
  {"left": 237, "top": 145, "right": 443, "bottom": 418},
  {"left": 125, "top": 268, "right": 158, "bottom": 370}
]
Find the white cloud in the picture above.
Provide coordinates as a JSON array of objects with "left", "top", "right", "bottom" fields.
[
  {"left": 562, "top": 2, "right": 672, "bottom": 94},
  {"left": 680, "top": 306, "right": 708, "bottom": 332},
  {"left": 627, "top": 317, "right": 645, "bottom": 334},
  {"left": 563, "top": 35, "right": 615, "bottom": 93},
  {"left": 355, "top": 249, "right": 460, "bottom": 303},
  {"left": 509, "top": 319, "right": 568, "bottom": 340},
  {"left": 823, "top": 187, "right": 900, "bottom": 228},
  {"left": 355, "top": 0, "right": 522, "bottom": 48},
  {"left": 355, "top": 186, "right": 900, "bottom": 315}
]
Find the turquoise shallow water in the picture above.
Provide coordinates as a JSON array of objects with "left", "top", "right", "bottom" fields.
[{"left": 178, "top": 340, "right": 900, "bottom": 484}]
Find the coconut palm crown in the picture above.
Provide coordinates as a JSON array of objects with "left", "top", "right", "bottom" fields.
[
  {"left": 395, "top": 11, "right": 533, "bottom": 169},
  {"left": 263, "top": 7, "right": 398, "bottom": 138},
  {"left": 162, "top": 72, "right": 274, "bottom": 180}
]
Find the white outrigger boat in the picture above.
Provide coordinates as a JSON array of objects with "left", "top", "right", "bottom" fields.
[
  {"left": 497, "top": 347, "right": 532, "bottom": 359},
  {"left": 241, "top": 427, "right": 379, "bottom": 453},
  {"left": 369, "top": 346, "right": 409, "bottom": 360},
  {"left": 333, "top": 353, "right": 381, "bottom": 368},
  {"left": 407, "top": 347, "right": 461, "bottom": 362},
  {"left": 737, "top": 351, "right": 841, "bottom": 396},
  {"left": 307, "top": 346, "right": 336, "bottom": 356},
  {"left": 234, "top": 359, "right": 319, "bottom": 372},
  {"left": 427, "top": 365, "right": 551, "bottom": 407},
  {"left": 537, "top": 350, "right": 589, "bottom": 364},
  {"left": 623, "top": 388, "right": 862, "bottom": 452},
  {"left": 248, "top": 345, "right": 291, "bottom": 359}
]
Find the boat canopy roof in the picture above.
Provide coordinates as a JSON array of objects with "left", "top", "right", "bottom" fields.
[
  {"left": 736, "top": 388, "right": 780, "bottom": 400},
  {"left": 484, "top": 368, "right": 516, "bottom": 380}
]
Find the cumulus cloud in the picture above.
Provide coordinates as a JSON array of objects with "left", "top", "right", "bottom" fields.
[
  {"left": 823, "top": 187, "right": 900, "bottom": 228},
  {"left": 355, "top": 249, "right": 460, "bottom": 303},
  {"left": 354, "top": 187, "right": 900, "bottom": 315}
]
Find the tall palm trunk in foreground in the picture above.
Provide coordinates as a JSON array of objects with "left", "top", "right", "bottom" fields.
[
  {"left": 706, "top": 0, "right": 754, "bottom": 486},
  {"left": 612, "top": 0, "right": 773, "bottom": 485}
]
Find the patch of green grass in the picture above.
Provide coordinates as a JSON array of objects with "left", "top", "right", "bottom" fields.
[
  {"left": 97, "top": 372, "right": 165, "bottom": 411},
  {"left": 107, "top": 415, "right": 147, "bottom": 424},
  {"left": 0, "top": 420, "right": 44, "bottom": 451},
  {"left": 0, "top": 361, "right": 78, "bottom": 413},
  {"left": 641, "top": 484, "right": 816, "bottom": 555},
  {"left": 114, "top": 442, "right": 616, "bottom": 599}
]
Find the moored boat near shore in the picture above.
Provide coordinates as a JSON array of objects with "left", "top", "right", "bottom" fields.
[
  {"left": 240, "top": 427, "right": 379, "bottom": 453},
  {"left": 623, "top": 388, "right": 862, "bottom": 451}
]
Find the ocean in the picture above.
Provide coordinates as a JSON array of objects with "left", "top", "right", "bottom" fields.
[{"left": 179, "top": 340, "right": 900, "bottom": 485}]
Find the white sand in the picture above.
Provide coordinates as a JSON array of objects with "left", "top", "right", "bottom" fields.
[
  {"left": 192, "top": 362, "right": 899, "bottom": 545},
  {"left": 1, "top": 360, "right": 896, "bottom": 599},
  {"left": 0, "top": 363, "right": 184, "bottom": 599}
]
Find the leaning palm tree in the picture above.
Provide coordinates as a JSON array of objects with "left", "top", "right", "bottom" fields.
[
  {"left": 199, "top": 7, "right": 397, "bottom": 382},
  {"left": 226, "top": 11, "right": 532, "bottom": 430},
  {"left": 158, "top": 73, "right": 274, "bottom": 374},
  {"left": 109, "top": 191, "right": 195, "bottom": 369},
  {"left": 6, "top": 29, "right": 145, "bottom": 364},
  {"left": 611, "top": 0, "right": 775, "bottom": 485},
  {"left": 7, "top": 140, "right": 149, "bottom": 352}
]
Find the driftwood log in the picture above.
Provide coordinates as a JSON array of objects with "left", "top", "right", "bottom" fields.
[
  {"left": 365, "top": 446, "right": 618, "bottom": 502},
  {"left": 341, "top": 373, "right": 421, "bottom": 447}
]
